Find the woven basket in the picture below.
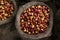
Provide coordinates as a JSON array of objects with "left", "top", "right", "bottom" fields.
[{"left": 15, "top": 1, "right": 53, "bottom": 40}]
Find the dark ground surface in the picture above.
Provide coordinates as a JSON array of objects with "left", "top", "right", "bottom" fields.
[{"left": 0, "top": 0, "right": 60, "bottom": 40}]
